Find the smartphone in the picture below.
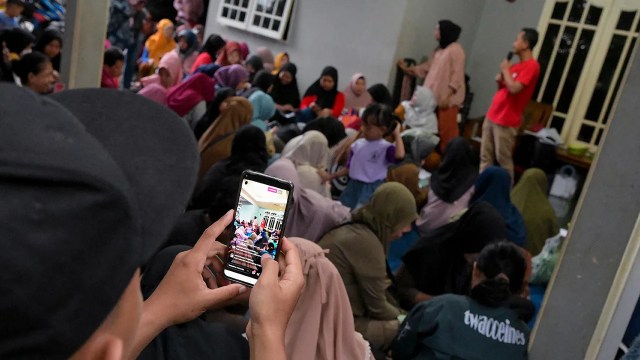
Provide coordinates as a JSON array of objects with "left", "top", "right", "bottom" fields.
[
  {"left": 223, "top": 170, "right": 294, "bottom": 287},
  {"left": 507, "top": 51, "right": 514, "bottom": 61}
]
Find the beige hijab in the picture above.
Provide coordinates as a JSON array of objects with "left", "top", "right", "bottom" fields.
[
  {"left": 197, "top": 97, "right": 252, "bottom": 179},
  {"left": 281, "top": 130, "right": 331, "bottom": 197},
  {"left": 286, "top": 237, "right": 373, "bottom": 360}
]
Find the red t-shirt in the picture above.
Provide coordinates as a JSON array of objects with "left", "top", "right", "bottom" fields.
[{"left": 486, "top": 59, "right": 540, "bottom": 128}]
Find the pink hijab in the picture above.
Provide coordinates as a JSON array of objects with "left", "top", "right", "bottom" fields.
[
  {"left": 343, "top": 73, "right": 373, "bottom": 111},
  {"left": 138, "top": 83, "right": 169, "bottom": 105},
  {"left": 286, "top": 237, "right": 373, "bottom": 360},
  {"left": 141, "top": 51, "right": 184, "bottom": 89},
  {"left": 265, "top": 159, "right": 350, "bottom": 242},
  {"left": 166, "top": 73, "right": 215, "bottom": 116}
]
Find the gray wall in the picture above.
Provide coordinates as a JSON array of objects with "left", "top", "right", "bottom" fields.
[
  {"left": 465, "top": 0, "right": 546, "bottom": 117},
  {"left": 391, "top": 0, "right": 487, "bottom": 86},
  {"left": 204, "top": 0, "right": 409, "bottom": 93},
  {"left": 204, "top": 0, "right": 545, "bottom": 116}
]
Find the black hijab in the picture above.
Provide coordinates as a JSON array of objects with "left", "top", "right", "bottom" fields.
[
  {"left": 303, "top": 116, "right": 347, "bottom": 147},
  {"left": 270, "top": 62, "right": 300, "bottom": 108},
  {"left": 402, "top": 201, "right": 506, "bottom": 298},
  {"left": 245, "top": 55, "right": 264, "bottom": 82},
  {"left": 191, "top": 125, "right": 269, "bottom": 209},
  {"left": 367, "top": 83, "right": 393, "bottom": 107},
  {"left": 438, "top": 20, "right": 462, "bottom": 49},
  {"left": 303, "top": 66, "right": 339, "bottom": 109},
  {"left": 200, "top": 34, "right": 226, "bottom": 61},
  {"left": 139, "top": 246, "right": 250, "bottom": 360},
  {"left": 241, "top": 70, "right": 274, "bottom": 98},
  {"left": 194, "top": 87, "right": 235, "bottom": 140},
  {"left": 34, "top": 29, "right": 63, "bottom": 72},
  {"left": 430, "top": 137, "right": 478, "bottom": 203}
]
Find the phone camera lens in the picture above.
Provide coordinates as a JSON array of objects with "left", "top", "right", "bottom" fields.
[{"left": 244, "top": 181, "right": 248, "bottom": 185}]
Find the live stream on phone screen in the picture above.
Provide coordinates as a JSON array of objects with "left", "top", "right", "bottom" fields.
[{"left": 225, "top": 179, "right": 289, "bottom": 281}]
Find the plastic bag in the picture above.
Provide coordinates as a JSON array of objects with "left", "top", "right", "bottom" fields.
[
  {"left": 550, "top": 165, "right": 578, "bottom": 199},
  {"left": 530, "top": 232, "right": 565, "bottom": 285}
]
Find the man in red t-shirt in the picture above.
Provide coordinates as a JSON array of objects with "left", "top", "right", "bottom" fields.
[{"left": 480, "top": 28, "right": 540, "bottom": 180}]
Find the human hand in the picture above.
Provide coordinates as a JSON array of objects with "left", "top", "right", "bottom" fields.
[
  {"left": 317, "top": 168, "right": 333, "bottom": 183},
  {"left": 310, "top": 102, "right": 320, "bottom": 113},
  {"left": 247, "top": 237, "right": 304, "bottom": 340},
  {"left": 393, "top": 121, "right": 402, "bottom": 139},
  {"left": 146, "top": 210, "right": 247, "bottom": 327},
  {"left": 319, "top": 108, "right": 333, "bottom": 118},
  {"left": 283, "top": 104, "right": 295, "bottom": 112},
  {"left": 499, "top": 59, "right": 511, "bottom": 73}
]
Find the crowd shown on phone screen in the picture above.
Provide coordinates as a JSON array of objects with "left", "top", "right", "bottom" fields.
[{"left": 2, "top": 1, "right": 588, "bottom": 358}]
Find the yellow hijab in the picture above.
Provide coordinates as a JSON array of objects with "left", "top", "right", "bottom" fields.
[
  {"left": 145, "top": 19, "right": 177, "bottom": 65},
  {"left": 271, "top": 52, "right": 288, "bottom": 75}
]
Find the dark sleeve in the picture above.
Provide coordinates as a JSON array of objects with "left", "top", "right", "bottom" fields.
[
  {"left": 386, "top": 144, "right": 398, "bottom": 163},
  {"left": 396, "top": 264, "right": 422, "bottom": 310},
  {"left": 391, "top": 299, "right": 442, "bottom": 359}
]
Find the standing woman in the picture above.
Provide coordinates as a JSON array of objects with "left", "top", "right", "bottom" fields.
[
  {"left": 300, "top": 66, "right": 345, "bottom": 120},
  {"left": 33, "top": 29, "right": 62, "bottom": 72},
  {"left": 398, "top": 20, "right": 465, "bottom": 152},
  {"left": 197, "top": 96, "right": 253, "bottom": 179},
  {"left": 343, "top": 73, "right": 372, "bottom": 113},
  {"left": 190, "top": 34, "right": 225, "bottom": 73},
  {"left": 144, "top": 19, "right": 177, "bottom": 66}
]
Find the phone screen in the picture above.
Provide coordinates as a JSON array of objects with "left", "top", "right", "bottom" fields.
[{"left": 224, "top": 171, "right": 292, "bottom": 286}]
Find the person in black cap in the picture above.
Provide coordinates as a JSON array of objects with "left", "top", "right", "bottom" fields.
[{"left": 0, "top": 84, "right": 304, "bottom": 359}]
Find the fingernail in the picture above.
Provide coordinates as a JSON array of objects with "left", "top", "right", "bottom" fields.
[{"left": 238, "top": 286, "right": 248, "bottom": 294}]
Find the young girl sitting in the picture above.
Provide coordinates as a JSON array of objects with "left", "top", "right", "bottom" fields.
[{"left": 329, "top": 103, "right": 405, "bottom": 209}]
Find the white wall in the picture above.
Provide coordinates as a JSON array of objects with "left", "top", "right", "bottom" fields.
[
  {"left": 205, "top": 0, "right": 409, "bottom": 93},
  {"left": 465, "top": 0, "right": 546, "bottom": 117}
]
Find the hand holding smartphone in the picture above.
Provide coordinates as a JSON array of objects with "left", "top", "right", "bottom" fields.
[{"left": 223, "top": 170, "right": 293, "bottom": 287}]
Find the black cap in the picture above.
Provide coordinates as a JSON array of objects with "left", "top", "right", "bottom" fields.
[{"left": 0, "top": 85, "right": 198, "bottom": 358}]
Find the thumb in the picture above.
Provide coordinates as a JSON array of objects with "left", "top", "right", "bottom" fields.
[
  {"left": 202, "top": 284, "right": 246, "bottom": 309},
  {"left": 258, "top": 254, "right": 279, "bottom": 286}
]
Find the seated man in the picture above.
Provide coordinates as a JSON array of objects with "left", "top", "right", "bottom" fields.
[{"left": 0, "top": 85, "right": 303, "bottom": 359}]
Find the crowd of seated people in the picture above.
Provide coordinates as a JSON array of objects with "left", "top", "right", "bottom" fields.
[{"left": 0, "top": 4, "right": 572, "bottom": 358}]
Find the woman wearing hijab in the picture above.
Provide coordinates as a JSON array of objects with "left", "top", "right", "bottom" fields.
[
  {"left": 166, "top": 73, "right": 215, "bottom": 127},
  {"left": 271, "top": 51, "right": 289, "bottom": 75},
  {"left": 398, "top": 19, "right": 466, "bottom": 152},
  {"left": 270, "top": 62, "right": 300, "bottom": 118},
  {"left": 343, "top": 73, "right": 373, "bottom": 113},
  {"left": 176, "top": 29, "right": 198, "bottom": 75},
  {"left": 281, "top": 130, "right": 332, "bottom": 198},
  {"left": 416, "top": 137, "right": 478, "bottom": 234},
  {"left": 300, "top": 66, "right": 345, "bottom": 121},
  {"left": 303, "top": 116, "right": 347, "bottom": 148},
  {"left": 511, "top": 168, "right": 560, "bottom": 256},
  {"left": 197, "top": 96, "right": 253, "bottom": 179},
  {"left": 244, "top": 55, "right": 263, "bottom": 83},
  {"left": 245, "top": 71, "right": 276, "bottom": 131},
  {"left": 34, "top": 29, "right": 62, "bottom": 72},
  {"left": 470, "top": 166, "right": 527, "bottom": 247},
  {"left": 397, "top": 201, "right": 506, "bottom": 310},
  {"left": 367, "top": 83, "right": 393, "bottom": 107},
  {"left": 318, "top": 182, "right": 417, "bottom": 351},
  {"left": 216, "top": 41, "right": 241, "bottom": 66},
  {"left": 265, "top": 159, "right": 350, "bottom": 242},
  {"left": 191, "top": 125, "right": 269, "bottom": 209},
  {"left": 145, "top": 19, "right": 177, "bottom": 65},
  {"left": 286, "top": 237, "right": 373, "bottom": 360},
  {"left": 214, "top": 64, "right": 249, "bottom": 93},
  {"left": 190, "top": 34, "right": 225, "bottom": 73},
  {"left": 193, "top": 87, "right": 235, "bottom": 140},
  {"left": 255, "top": 47, "right": 275, "bottom": 72},
  {"left": 139, "top": 51, "right": 184, "bottom": 102},
  {"left": 2, "top": 27, "right": 35, "bottom": 64}
]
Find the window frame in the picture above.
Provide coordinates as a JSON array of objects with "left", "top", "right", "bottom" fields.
[{"left": 216, "top": 0, "right": 296, "bottom": 41}]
